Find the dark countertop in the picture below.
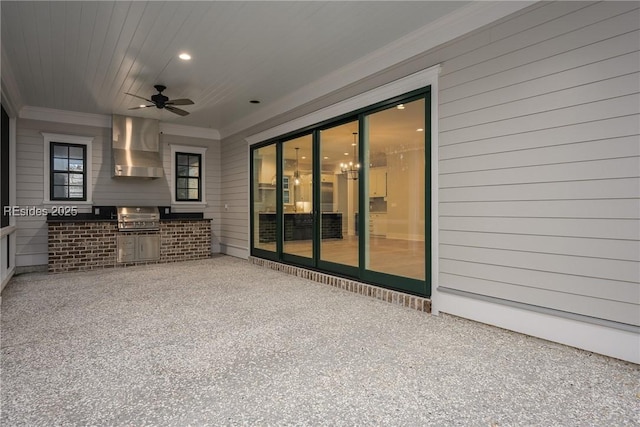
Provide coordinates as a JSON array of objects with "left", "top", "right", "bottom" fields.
[
  {"left": 47, "top": 210, "right": 209, "bottom": 223},
  {"left": 259, "top": 212, "right": 343, "bottom": 215},
  {"left": 47, "top": 216, "right": 211, "bottom": 223}
]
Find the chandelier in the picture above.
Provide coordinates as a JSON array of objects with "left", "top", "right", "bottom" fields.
[{"left": 340, "top": 132, "right": 360, "bottom": 180}]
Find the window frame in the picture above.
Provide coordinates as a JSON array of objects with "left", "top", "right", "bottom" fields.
[
  {"left": 49, "top": 142, "right": 87, "bottom": 201},
  {"left": 175, "top": 152, "right": 202, "bottom": 202},
  {"left": 170, "top": 144, "right": 207, "bottom": 206},
  {"left": 42, "top": 133, "right": 93, "bottom": 205}
]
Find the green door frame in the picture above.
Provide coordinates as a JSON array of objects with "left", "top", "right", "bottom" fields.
[{"left": 250, "top": 87, "right": 432, "bottom": 297}]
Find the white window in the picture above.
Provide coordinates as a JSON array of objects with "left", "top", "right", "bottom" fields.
[
  {"left": 170, "top": 144, "right": 207, "bottom": 206},
  {"left": 42, "top": 133, "right": 93, "bottom": 204}
]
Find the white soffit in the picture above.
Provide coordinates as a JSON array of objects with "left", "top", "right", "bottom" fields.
[{"left": 224, "top": 1, "right": 536, "bottom": 138}]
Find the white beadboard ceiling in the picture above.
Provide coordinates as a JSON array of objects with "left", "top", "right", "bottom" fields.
[{"left": 1, "top": 1, "right": 472, "bottom": 134}]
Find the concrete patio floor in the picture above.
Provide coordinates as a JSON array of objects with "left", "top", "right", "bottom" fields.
[{"left": 1, "top": 256, "right": 638, "bottom": 426}]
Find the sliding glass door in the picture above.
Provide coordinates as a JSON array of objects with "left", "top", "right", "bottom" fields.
[
  {"left": 250, "top": 89, "right": 430, "bottom": 296},
  {"left": 362, "top": 97, "right": 427, "bottom": 290},
  {"left": 282, "top": 134, "right": 314, "bottom": 265},
  {"left": 251, "top": 144, "right": 278, "bottom": 259},
  {"left": 318, "top": 120, "right": 359, "bottom": 275}
]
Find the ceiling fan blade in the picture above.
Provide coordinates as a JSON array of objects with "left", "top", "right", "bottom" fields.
[
  {"left": 166, "top": 98, "right": 194, "bottom": 106},
  {"left": 165, "top": 105, "right": 190, "bottom": 116},
  {"left": 125, "top": 92, "right": 153, "bottom": 103},
  {"left": 128, "top": 105, "right": 155, "bottom": 110}
]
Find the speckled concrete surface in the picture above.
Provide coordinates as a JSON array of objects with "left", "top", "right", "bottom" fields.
[{"left": 2, "top": 256, "right": 638, "bottom": 426}]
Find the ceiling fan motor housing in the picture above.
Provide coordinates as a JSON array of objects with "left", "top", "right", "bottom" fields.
[{"left": 152, "top": 85, "right": 168, "bottom": 108}]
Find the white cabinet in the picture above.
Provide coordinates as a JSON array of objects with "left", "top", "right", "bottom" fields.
[
  {"left": 369, "top": 213, "right": 387, "bottom": 237},
  {"left": 369, "top": 168, "right": 387, "bottom": 198}
]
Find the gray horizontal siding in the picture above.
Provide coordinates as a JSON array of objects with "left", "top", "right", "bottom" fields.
[
  {"left": 437, "top": 2, "right": 640, "bottom": 326},
  {"left": 220, "top": 137, "right": 248, "bottom": 254}
]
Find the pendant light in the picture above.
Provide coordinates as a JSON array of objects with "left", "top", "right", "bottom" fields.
[
  {"left": 340, "top": 132, "right": 360, "bottom": 180},
  {"left": 294, "top": 147, "right": 300, "bottom": 185}
]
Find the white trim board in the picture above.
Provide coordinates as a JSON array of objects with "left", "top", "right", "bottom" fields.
[{"left": 436, "top": 290, "right": 640, "bottom": 364}]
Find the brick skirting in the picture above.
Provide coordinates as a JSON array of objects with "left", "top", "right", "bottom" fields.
[
  {"left": 48, "top": 220, "right": 211, "bottom": 273},
  {"left": 249, "top": 256, "right": 431, "bottom": 313}
]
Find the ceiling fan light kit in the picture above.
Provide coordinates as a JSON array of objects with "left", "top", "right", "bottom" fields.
[{"left": 125, "top": 85, "right": 194, "bottom": 116}]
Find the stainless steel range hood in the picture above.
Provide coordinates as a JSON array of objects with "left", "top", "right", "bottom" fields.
[{"left": 112, "top": 114, "right": 164, "bottom": 178}]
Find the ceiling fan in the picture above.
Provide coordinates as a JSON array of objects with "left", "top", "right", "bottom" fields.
[{"left": 125, "top": 85, "right": 194, "bottom": 116}]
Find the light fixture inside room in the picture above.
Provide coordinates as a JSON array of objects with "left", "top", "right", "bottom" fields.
[
  {"left": 178, "top": 52, "right": 191, "bottom": 60},
  {"left": 294, "top": 147, "right": 300, "bottom": 186},
  {"left": 340, "top": 132, "right": 360, "bottom": 180}
]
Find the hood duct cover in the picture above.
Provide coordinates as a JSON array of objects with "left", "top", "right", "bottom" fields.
[{"left": 112, "top": 114, "right": 164, "bottom": 178}]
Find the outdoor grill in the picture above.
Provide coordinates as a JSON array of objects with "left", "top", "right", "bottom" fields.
[{"left": 117, "top": 206, "right": 160, "bottom": 231}]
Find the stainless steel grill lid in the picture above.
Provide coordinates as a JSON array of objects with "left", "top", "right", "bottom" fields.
[{"left": 117, "top": 206, "right": 160, "bottom": 231}]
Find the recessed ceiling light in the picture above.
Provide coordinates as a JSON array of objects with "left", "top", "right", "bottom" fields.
[
  {"left": 178, "top": 52, "right": 191, "bottom": 60},
  {"left": 416, "top": 128, "right": 424, "bottom": 132},
  {"left": 397, "top": 104, "right": 405, "bottom": 110},
  {"left": 301, "top": 156, "right": 306, "bottom": 159},
  {"left": 250, "top": 100, "right": 261, "bottom": 104},
  {"left": 324, "top": 156, "right": 329, "bottom": 160},
  {"left": 139, "top": 104, "right": 146, "bottom": 108},
  {"left": 344, "top": 152, "right": 349, "bottom": 156}
]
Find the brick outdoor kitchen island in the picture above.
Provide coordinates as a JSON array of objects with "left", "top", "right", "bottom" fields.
[{"left": 48, "top": 216, "right": 211, "bottom": 273}]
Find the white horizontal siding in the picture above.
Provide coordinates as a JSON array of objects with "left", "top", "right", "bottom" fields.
[{"left": 436, "top": 3, "right": 640, "bottom": 327}]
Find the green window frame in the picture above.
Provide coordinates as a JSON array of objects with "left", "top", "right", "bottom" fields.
[
  {"left": 50, "top": 142, "right": 87, "bottom": 201},
  {"left": 175, "top": 152, "right": 202, "bottom": 202}
]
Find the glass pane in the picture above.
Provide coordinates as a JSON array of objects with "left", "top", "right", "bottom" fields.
[
  {"left": 69, "top": 159, "right": 84, "bottom": 172},
  {"left": 188, "top": 189, "right": 199, "bottom": 200},
  {"left": 188, "top": 178, "right": 199, "bottom": 189},
  {"left": 177, "top": 165, "right": 188, "bottom": 177},
  {"left": 53, "top": 186, "right": 68, "bottom": 198},
  {"left": 189, "top": 155, "right": 200, "bottom": 167},
  {"left": 188, "top": 167, "right": 199, "bottom": 177},
  {"left": 283, "top": 134, "right": 313, "bottom": 259},
  {"left": 53, "top": 158, "right": 68, "bottom": 171},
  {"left": 69, "top": 146, "right": 84, "bottom": 159},
  {"left": 177, "top": 178, "right": 188, "bottom": 189},
  {"left": 69, "top": 186, "right": 84, "bottom": 199},
  {"left": 69, "top": 174, "right": 83, "bottom": 186},
  {"left": 177, "top": 154, "right": 189, "bottom": 166},
  {"left": 252, "top": 144, "right": 277, "bottom": 252},
  {"left": 177, "top": 188, "right": 188, "bottom": 200},
  {"left": 53, "top": 144, "right": 68, "bottom": 157},
  {"left": 53, "top": 173, "right": 68, "bottom": 185},
  {"left": 364, "top": 98, "right": 425, "bottom": 280},
  {"left": 319, "top": 120, "right": 359, "bottom": 267}
]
